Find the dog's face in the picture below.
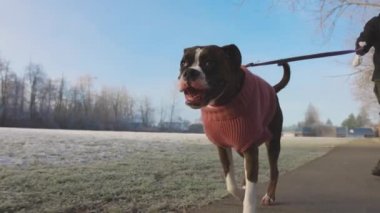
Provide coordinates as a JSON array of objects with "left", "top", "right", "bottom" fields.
[{"left": 178, "top": 44, "right": 242, "bottom": 109}]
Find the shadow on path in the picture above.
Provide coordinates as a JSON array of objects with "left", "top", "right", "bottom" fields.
[{"left": 189, "top": 139, "right": 380, "bottom": 213}]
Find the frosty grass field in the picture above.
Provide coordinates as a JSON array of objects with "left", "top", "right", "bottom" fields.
[{"left": 0, "top": 127, "right": 353, "bottom": 212}]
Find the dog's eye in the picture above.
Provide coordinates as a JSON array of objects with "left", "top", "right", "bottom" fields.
[
  {"left": 180, "top": 60, "right": 188, "bottom": 67},
  {"left": 205, "top": 60, "right": 215, "bottom": 68}
]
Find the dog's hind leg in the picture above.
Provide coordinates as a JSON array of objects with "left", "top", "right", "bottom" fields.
[
  {"left": 262, "top": 101, "right": 283, "bottom": 205},
  {"left": 217, "top": 146, "right": 244, "bottom": 201}
]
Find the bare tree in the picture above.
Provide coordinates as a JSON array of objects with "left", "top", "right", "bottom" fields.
[
  {"left": 111, "top": 87, "right": 133, "bottom": 129},
  {"left": 92, "top": 86, "right": 136, "bottom": 130},
  {"left": 158, "top": 100, "right": 167, "bottom": 129},
  {"left": 0, "top": 62, "right": 26, "bottom": 124},
  {"left": 67, "top": 85, "right": 81, "bottom": 128},
  {"left": 0, "top": 52, "right": 148, "bottom": 130},
  {"left": 38, "top": 78, "right": 56, "bottom": 123},
  {"left": 111, "top": 87, "right": 121, "bottom": 123},
  {"left": 125, "top": 94, "right": 135, "bottom": 124},
  {"left": 54, "top": 76, "right": 67, "bottom": 127},
  {"left": 14, "top": 75, "right": 26, "bottom": 119},
  {"left": 356, "top": 106, "right": 372, "bottom": 127},
  {"left": 65, "top": 75, "right": 96, "bottom": 128},
  {"left": 6, "top": 73, "right": 22, "bottom": 121},
  {"left": 304, "top": 103, "right": 321, "bottom": 126},
  {"left": 77, "top": 75, "right": 95, "bottom": 119},
  {"left": 0, "top": 59, "right": 11, "bottom": 124},
  {"left": 274, "top": 0, "right": 380, "bottom": 35},
  {"left": 168, "top": 84, "right": 179, "bottom": 129},
  {"left": 26, "top": 63, "right": 46, "bottom": 120},
  {"left": 93, "top": 87, "right": 113, "bottom": 129},
  {"left": 352, "top": 49, "right": 378, "bottom": 116},
  {"left": 139, "top": 96, "right": 155, "bottom": 128}
]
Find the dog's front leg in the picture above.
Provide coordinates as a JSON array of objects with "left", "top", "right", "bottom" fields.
[
  {"left": 217, "top": 146, "right": 244, "bottom": 201},
  {"left": 243, "top": 145, "right": 259, "bottom": 213}
]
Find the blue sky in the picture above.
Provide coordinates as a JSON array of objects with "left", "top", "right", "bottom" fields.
[{"left": 0, "top": 0, "right": 378, "bottom": 126}]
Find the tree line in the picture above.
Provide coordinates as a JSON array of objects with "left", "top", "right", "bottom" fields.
[
  {"left": 0, "top": 56, "right": 180, "bottom": 131},
  {"left": 294, "top": 103, "right": 374, "bottom": 136},
  {"left": 300, "top": 103, "right": 372, "bottom": 128}
]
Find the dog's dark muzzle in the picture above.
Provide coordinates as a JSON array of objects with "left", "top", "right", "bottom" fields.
[{"left": 182, "top": 68, "right": 201, "bottom": 81}]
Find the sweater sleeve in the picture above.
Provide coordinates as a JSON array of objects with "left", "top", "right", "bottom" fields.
[{"left": 356, "top": 16, "right": 379, "bottom": 55}]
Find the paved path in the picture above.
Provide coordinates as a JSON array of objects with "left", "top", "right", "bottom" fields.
[{"left": 189, "top": 139, "right": 380, "bottom": 213}]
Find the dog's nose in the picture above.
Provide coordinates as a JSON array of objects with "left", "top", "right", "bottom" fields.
[{"left": 183, "top": 68, "right": 200, "bottom": 81}]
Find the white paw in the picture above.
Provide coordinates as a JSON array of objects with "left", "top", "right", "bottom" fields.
[
  {"left": 243, "top": 204, "right": 256, "bottom": 213},
  {"left": 243, "top": 181, "right": 257, "bottom": 212},
  {"left": 261, "top": 193, "right": 275, "bottom": 206}
]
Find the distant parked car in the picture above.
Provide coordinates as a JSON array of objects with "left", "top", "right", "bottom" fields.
[{"left": 348, "top": 128, "right": 375, "bottom": 138}]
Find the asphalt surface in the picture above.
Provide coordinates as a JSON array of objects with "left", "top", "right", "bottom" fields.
[{"left": 189, "top": 139, "right": 380, "bottom": 213}]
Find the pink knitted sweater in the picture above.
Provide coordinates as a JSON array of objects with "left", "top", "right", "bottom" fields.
[{"left": 201, "top": 67, "right": 277, "bottom": 153}]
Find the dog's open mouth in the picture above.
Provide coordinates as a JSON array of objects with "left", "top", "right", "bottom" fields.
[{"left": 183, "top": 87, "right": 205, "bottom": 106}]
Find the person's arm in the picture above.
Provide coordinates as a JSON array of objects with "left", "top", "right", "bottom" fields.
[
  {"left": 353, "top": 16, "right": 379, "bottom": 67},
  {"left": 355, "top": 17, "right": 377, "bottom": 55}
]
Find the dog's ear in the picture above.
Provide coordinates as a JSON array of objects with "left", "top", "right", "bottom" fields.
[
  {"left": 183, "top": 47, "right": 191, "bottom": 54},
  {"left": 222, "top": 44, "right": 242, "bottom": 68}
]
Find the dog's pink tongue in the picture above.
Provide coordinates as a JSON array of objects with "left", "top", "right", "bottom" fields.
[{"left": 185, "top": 93, "right": 202, "bottom": 105}]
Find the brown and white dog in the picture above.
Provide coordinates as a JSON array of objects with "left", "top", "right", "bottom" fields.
[{"left": 178, "top": 44, "right": 290, "bottom": 213}]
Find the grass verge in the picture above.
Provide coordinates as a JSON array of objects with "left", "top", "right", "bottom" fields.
[{"left": 0, "top": 128, "right": 352, "bottom": 212}]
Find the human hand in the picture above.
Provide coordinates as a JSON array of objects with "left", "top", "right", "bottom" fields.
[{"left": 356, "top": 41, "right": 367, "bottom": 56}]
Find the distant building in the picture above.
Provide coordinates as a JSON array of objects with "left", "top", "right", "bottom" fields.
[
  {"left": 294, "top": 125, "right": 336, "bottom": 137},
  {"left": 336, "top": 127, "right": 348, "bottom": 137},
  {"left": 294, "top": 127, "right": 316, "bottom": 137}
]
